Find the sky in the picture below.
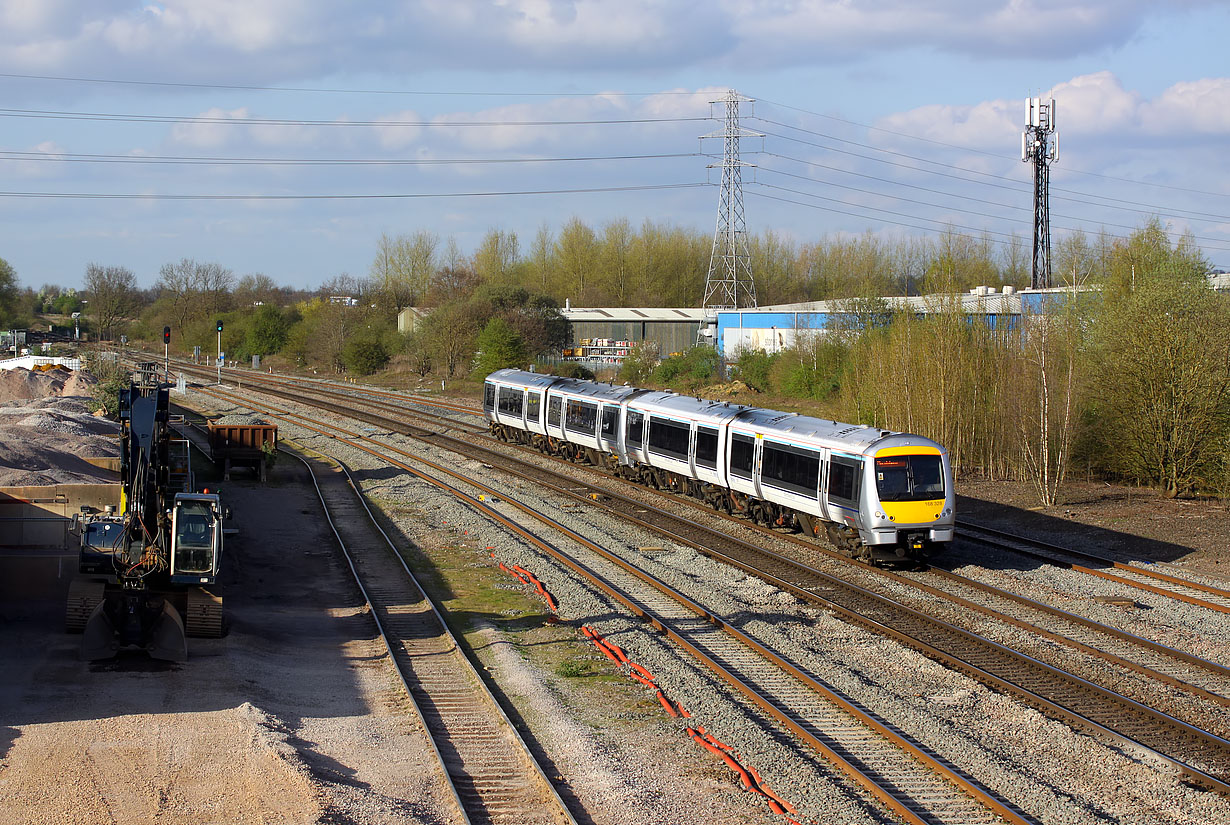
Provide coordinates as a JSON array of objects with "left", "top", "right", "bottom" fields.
[{"left": 0, "top": 0, "right": 1228, "bottom": 293}]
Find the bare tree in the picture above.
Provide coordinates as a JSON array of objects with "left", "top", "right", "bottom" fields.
[
  {"left": 156, "top": 258, "right": 233, "bottom": 327},
  {"left": 83, "top": 264, "right": 138, "bottom": 341},
  {"left": 233, "top": 272, "right": 282, "bottom": 307},
  {"left": 156, "top": 259, "right": 198, "bottom": 330}
]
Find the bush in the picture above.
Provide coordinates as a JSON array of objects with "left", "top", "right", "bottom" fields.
[
  {"left": 651, "top": 345, "right": 721, "bottom": 391},
  {"left": 473, "top": 318, "right": 526, "bottom": 375},
  {"left": 731, "top": 348, "right": 776, "bottom": 392},
  {"left": 550, "top": 362, "right": 595, "bottom": 380},
  {"left": 87, "top": 353, "right": 128, "bottom": 417},
  {"left": 617, "top": 341, "right": 659, "bottom": 385},
  {"left": 342, "top": 336, "right": 390, "bottom": 375}
]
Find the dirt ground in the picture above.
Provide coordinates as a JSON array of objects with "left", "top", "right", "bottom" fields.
[
  {"left": 957, "top": 475, "right": 1230, "bottom": 575},
  {"left": 0, "top": 460, "right": 459, "bottom": 825}
]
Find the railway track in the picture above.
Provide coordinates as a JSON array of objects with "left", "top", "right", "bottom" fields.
[
  {"left": 957, "top": 520, "right": 1230, "bottom": 615},
  {"left": 185, "top": 382, "right": 1037, "bottom": 825},
  {"left": 170, "top": 366, "right": 1230, "bottom": 792},
  {"left": 290, "top": 441, "right": 575, "bottom": 825}
]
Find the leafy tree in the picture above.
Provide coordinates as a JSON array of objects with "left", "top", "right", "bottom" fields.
[
  {"left": 554, "top": 218, "right": 599, "bottom": 304},
  {"left": 417, "top": 302, "right": 485, "bottom": 378},
  {"left": 370, "top": 230, "right": 437, "bottom": 312},
  {"left": 0, "top": 256, "right": 20, "bottom": 327},
  {"left": 244, "top": 304, "right": 291, "bottom": 356},
  {"left": 473, "top": 229, "right": 520, "bottom": 287},
  {"left": 474, "top": 317, "right": 526, "bottom": 375},
  {"left": 1083, "top": 227, "right": 1225, "bottom": 496},
  {"left": 53, "top": 293, "right": 83, "bottom": 315}
]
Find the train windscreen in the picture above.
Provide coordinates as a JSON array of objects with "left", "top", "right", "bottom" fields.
[{"left": 874, "top": 455, "right": 944, "bottom": 501}]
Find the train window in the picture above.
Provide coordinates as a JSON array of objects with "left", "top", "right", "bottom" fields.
[
  {"left": 526, "top": 392, "right": 541, "bottom": 423},
  {"left": 696, "top": 426, "right": 718, "bottom": 469},
  {"left": 626, "top": 410, "right": 644, "bottom": 447},
  {"left": 601, "top": 405, "right": 619, "bottom": 439},
  {"left": 875, "top": 455, "right": 944, "bottom": 501},
  {"left": 762, "top": 441, "right": 820, "bottom": 498},
  {"left": 729, "top": 433, "right": 755, "bottom": 479},
  {"left": 497, "top": 387, "right": 523, "bottom": 416},
  {"left": 548, "top": 397, "right": 562, "bottom": 427},
  {"left": 565, "top": 399, "right": 598, "bottom": 435},
  {"left": 828, "top": 457, "right": 862, "bottom": 505},
  {"left": 483, "top": 383, "right": 496, "bottom": 410},
  {"left": 647, "top": 417, "right": 689, "bottom": 462}
]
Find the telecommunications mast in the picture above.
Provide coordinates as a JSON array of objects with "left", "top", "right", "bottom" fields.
[
  {"left": 1022, "top": 96, "right": 1058, "bottom": 290},
  {"left": 698, "top": 90, "right": 763, "bottom": 344}
]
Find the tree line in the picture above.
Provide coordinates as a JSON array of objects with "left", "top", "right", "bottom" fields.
[{"left": 3, "top": 215, "right": 1225, "bottom": 501}]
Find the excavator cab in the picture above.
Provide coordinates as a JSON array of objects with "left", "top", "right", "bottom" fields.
[{"left": 169, "top": 494, "right": 224, "bottom": 584}]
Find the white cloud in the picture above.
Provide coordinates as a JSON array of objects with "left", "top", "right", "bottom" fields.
[
  {"left": 0, "top": 1, "right": 1211, "bottom": 78},
  {"left": 877, "top": 70, "right": 1230, "bottom": 153}
]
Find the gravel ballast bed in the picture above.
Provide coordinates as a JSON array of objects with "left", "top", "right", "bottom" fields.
[{"left": 179, "top": 385, "right": 1230, "bottom": 825}]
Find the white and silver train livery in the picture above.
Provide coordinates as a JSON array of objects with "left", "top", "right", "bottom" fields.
[{"left": 483, "top": 369, "right": 955, "bottom": 563}]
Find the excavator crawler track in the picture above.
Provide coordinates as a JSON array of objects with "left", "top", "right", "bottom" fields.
[
  {"left": 65, "top": 578, "right": 106, "bottom": 633},
  {"left": 185, "top": 588, "right": 223, "bottom": 638}
]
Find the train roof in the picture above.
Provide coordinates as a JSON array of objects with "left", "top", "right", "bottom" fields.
[
  {"left": 729, "top": 407, "right": 890, "bottom": 451},
  {"left": 730, "top": 408, "right": 943, "bottom": 454},
  {"left": 629, "top": 392, "right": 750, "bottom": 424},
  {"left": 486, "top": 368, "right": 561, "bottom": 391}
]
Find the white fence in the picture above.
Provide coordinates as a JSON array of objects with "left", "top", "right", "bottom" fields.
[{"left": 0, "top": 356, "right": 83, "bottom": 372}]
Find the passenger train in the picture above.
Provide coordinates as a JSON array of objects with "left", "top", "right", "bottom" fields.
[{"left": 483, "top": 369, "right": 954, "bottom": 564}]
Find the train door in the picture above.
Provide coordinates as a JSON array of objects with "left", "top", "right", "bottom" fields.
[
  {"left": 526, "top": 390, "right": 542, "bottom": 431},
  {"left": 826, "top": 455, "right": 863, "bottom": 523},
  {"left": 625, "top": 408, "right": 645, "bottom": 460},
  {"left": 599, "top": 404, "right": 620, "bottom": 456},
  {"left": 695, "top": 424, "right": 719, "bottom": 479},
  {"left": 546, "top": 394, "right": 563, "bottom": 440}
]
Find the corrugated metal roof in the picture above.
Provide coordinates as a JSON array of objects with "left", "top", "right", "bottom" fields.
[{"left": 561, "top": 306, "right": 708, "bottom": 322}]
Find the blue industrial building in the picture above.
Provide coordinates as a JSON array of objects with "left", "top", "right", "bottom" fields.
[{"left": 560, "top": 285, "right": 1080, "bottom": 368}]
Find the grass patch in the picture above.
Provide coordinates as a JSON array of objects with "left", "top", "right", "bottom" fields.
[{"left": 555, "top": 659, "right": 595, "bottom": 678}]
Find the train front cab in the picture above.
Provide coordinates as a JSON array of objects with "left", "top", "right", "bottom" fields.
[{"left": 860, "top": 444, "right": 954, "bottom": 562}]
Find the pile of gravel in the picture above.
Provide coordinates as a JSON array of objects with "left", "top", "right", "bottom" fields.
[{"left": 212, "top": 414, "right": 270, "bottom": 425}]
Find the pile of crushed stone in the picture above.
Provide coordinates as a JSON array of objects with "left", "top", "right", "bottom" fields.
[
  {"left": 0, "top": 366, "right": 97, "bottom": 402},
  {"left": 0, "top": 369, "right": 118, "bottom": 486},
  {"left": 212, "top": 414, "right": 270, "bottom": 425}
]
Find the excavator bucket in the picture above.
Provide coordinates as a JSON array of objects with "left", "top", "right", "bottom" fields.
[
  {"left": 80, "top": 595, "right": 188, "bottom": 663},
  {"left": 145, "top": 602, "right": 188, "bottom": 663},
  {"left": 80, "top": 601, "right": 119, "bottom": 661}
]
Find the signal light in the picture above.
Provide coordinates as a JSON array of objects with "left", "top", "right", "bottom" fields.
[
  {"left": 162, "top": 326, "right": 170, "bottom": 344},
  {"left": 216, "top": 320, "right": 223, "bottom": 332}
]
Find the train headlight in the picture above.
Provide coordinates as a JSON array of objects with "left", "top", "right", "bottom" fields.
[{"left": 874, "top": 511, "right": 883, "bottom": 519}]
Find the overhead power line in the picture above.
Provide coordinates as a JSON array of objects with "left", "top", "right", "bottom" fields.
[
  {"left": 761, "top": 153, "right": 1230, "bottom": 245},
  {"left": 754, "top": 96, "right": 1230, "bottom": 200},
  {"left": 0, "top": 149, "right": 703, "bottom": 167},
  {"left": 0, "top": 182, "right": 709, "bottom": 201},
  {"left": 0, "top": 106, "right": 707, "bottom": 128},
  {"left": 0, "top": 70, "right": 705, "bottom": 98},
  {"left": 758, "top": 127, "right": 1230, "bottom": 225}
]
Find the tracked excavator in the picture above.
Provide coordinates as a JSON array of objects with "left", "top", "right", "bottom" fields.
[{"left": 66, "top": 372, "right": 228, "bottom": 661}]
